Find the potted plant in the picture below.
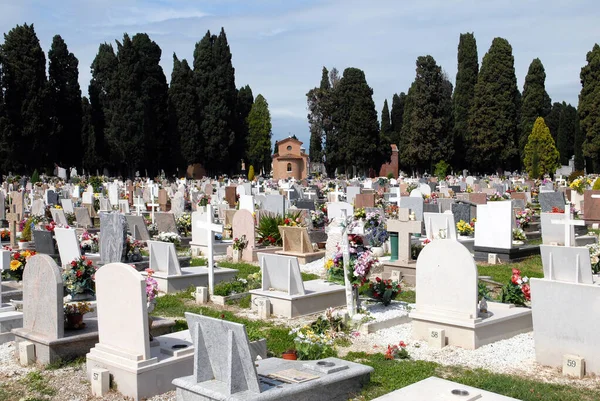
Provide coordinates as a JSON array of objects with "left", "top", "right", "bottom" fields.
[
  {"left": 232, "top": 235, "right": 247, "bottom": 263},
  {"left": 63, "top": 256, "right": 98, "bottom": 301},
  {"left": 18, "top": 218, "right": 33, "bottom": 249},
  {"left": 364, "top": 277, "right": 401, "bottom": 306},
  {"left": 366, "top": 226, "right": 388, "bottom": 257},
  {"left": 456, "top": 219, "right": 474, "bottom": 238},
  {"left": 64, "top": 301, "right": 94, "bottom": 330},
  {"left": 3, "top": 250, "right": 36, "bottom": 282},
  {"left": 282, "top": 348, "right": 298, "bottom": 360},
  {"left": 512, "top": 228, "right": 526, "bottom": 246}
]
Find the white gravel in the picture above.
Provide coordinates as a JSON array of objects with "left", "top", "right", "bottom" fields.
[
  {"left": 356, "top": 300, "right": 412, "bottom": 323},
  {"left": 300, "top": 257, "right": 327, "bottom": 276}
]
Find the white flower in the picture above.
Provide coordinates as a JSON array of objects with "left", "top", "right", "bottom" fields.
[
  {"left": 522, "top": 277, "right": 529, "bottom": 283},
  {"left": 517, "top": 279, "right": 523, "bottom": 285}
]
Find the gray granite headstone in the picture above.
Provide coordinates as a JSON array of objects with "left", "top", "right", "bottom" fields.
[
  {"left": 295, "top": 199, "right": 315, "bottom": 211},
  {"left": 449, "top": 185, "right": 461, "bottom": 193},
  {"left": 47, "top": 190, "right": 59, "bottom": 206},
  {"left": 538, "top": 192, "right": 566, "bottom": 213},
  {"left": 74, "top": 207, "right": 93, "bottom": 228},
  {"left": 423, "top": 203, "right": 439, "bottom": 213},
  {"left": 451, "top": 203, "right": 471, "bottom": 225},
  {"left": 155, "top": 212, "right": 178, "bottom": 233},
  {"left": 33, "top": 230, "right": 56, "bottom": 255},
  {"left": 438, "top": 198, "right": 455, "bottom": 213},
  {"left": 308, "top": 230, "right": 328, "bottom": 244},
  {"left": 399, "top": 197, "right": 424, "bottom": 221},
  {"left": 125, "top": 215, "right": 150, "bottom": 241},
  {"left": 263, "top": 195, "right": 286, "bottom": 216},
  {"left": 22, "top": 254, "right": 64, "bottom": 340},
  {"left": 99, "top": 212, "right": 126, "bottom": 263}
]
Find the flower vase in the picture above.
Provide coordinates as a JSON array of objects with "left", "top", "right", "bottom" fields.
[
  {"left": 232, "top": 249, "right": 241, "bottom": 263},
  {"left": 18, "top": 241, "right": 30, "bottom": 250},
  {"left": 64, "top": 313, "right": 84, "bottom": 330},
  {"left": 371, "top": 246, "right": 384, "bottom": 257},
  {"left": 282, "top": 351, "right": 297, "bottom": 360}
]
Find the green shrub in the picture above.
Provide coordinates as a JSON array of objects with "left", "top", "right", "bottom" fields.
[
  {"left": 567, "top": 170, "right": 585, "bottom": 183},
  {"left": 386, "top": 172, "right": 394, "bottom": 179},
  {"left": 89, "top": 176, "right": 104, "bottom": 193},
  {"left": 593, "top": 178, "right": 600, "bottom": 191},
  {"left": 434, "top": 160, "right": 450, "bottom": 181},
  {"left": 213, "top": 279, "right": 248, "bottom": 296},
  {"left": 31, "top": 169, "right": 39, "bottom": 184},
  {"left": 248, "top": 165, "right": 255, "bottom": 181},
  {"left": 21, "top": 218, "right": 33, "bottom": 242}
]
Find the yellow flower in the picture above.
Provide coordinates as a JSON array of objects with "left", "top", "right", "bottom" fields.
[
  {"left": 10, "top": 260, "right": 22, "bottom": 271},
  {"left": 55, "top": 205, "right": 62, "bottom": 210},
  {"left": 21, "top": 250, "right": 31, "bottom": 258},
  {"left": 325, "top": 259, "right": 334, "bottom": 270}
]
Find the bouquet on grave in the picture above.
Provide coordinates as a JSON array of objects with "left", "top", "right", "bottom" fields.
[
  {"left": 587, "top": 243, "right": 600, "bottom": 274},
  {"left": 232, "top": 235, "right": 248, "bottom": 251},
  {"left": 176, "top": 213, "right": 192, "bottom": 236},
  {"left": 310, "top": 209, "right": 327, "bottom": 228},
  {"left": 154, "top": 231, "right": 181, "bottom": 245},
  {"left": 63, "top": 256, "right": 98, "bottom": 296},
  {"left": 125, "top": 235, "right": 145, "bottom": 261},
  {"left": 385, "top": 204, "right": 399, "bottom": 220},
  {"left": 488, "top": 192, "right": 511, "bottom": 201},
  {"left": 144, "top": 268, "right": 159, "bottom": 304},
  {"left": 289, "top": 325, "right": 335, "bottom": 361},
  {"left": 456, "top": 219, "right": 474, "bottom": 236},
  {"left": 354, "top": 208, "right": 367, "bottom": 220},
  {"left": 515, "top": 208, "right": 535, "bottom": 229},
  {"left": 384, "top": 341, "right": 410, "bottom": 360},
  {"left": 501, "top": 268, "right": 530, "bottom": 306},
  {"left": 364, "top": 277, "right": 401, "bottom": 306},
  {"left": 0, "top": 229, "right": 10, "bottom": 241},
  {"left": 569, "top": 176, "right": 591, "bottom": 195},
  {"left": 78, "top": 230, "right": 99, "bottom": 253},
  {"left": 2, "top": 248, "right": 36, "bottom": 281},
  {"left": 512, "top": 228, "right": 527, "bottom": 241},
  {"left": 197, "top": 193, "right": 210, "bottom": 207}
]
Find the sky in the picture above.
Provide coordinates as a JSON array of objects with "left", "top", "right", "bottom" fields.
[{"left": 1, "top": 0, "right": 599, "bottom": 150}]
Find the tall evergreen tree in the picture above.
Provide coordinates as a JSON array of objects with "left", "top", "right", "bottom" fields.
[
  {"left": 390, "top": 92, "right": 406, "bottom": 170},
  {"left": 80, "top": 97, "right": 98, "bottom": 172},
  {"left": 329, "top": 68, "right": 384, "bottom": 174},
  {"left": 574, "top": 107, "right": 585, "bottom": 171},
  {"left": 0, "top": 23, "right": 48, "bottom": 173},
  {"left": 453, "top": 32, "right": 479, "bottom": 170},
  {"left": 557, "top": 103, "right": 578, "bottom": 165},
  {"left": 246, "top": 94, "right": 272, "bottom": 174},
  {"left": 307, "top": 67, "right": 333, "bottom": 167},
  {"left": 400, "top": 56, "right": 454, "bottom": 174},
  {"left": 579, "top": 44, "right": 600, "bottom": 172},
  {"left": 169, "top": 54, "right": 199, "bottom": 170},
  {"left": 380, "top": 99, "right": 391, "bottom": 139},
  {"left": 48, "top": 35, "right": 82, "bottom": 169},
  {"left": 519, "top": 58, "right": 552, "bottom": 160},
  {"left": 523, "top": 117, "right": 560, "bottom": 178},
  {"left": 88, "top": 43, "right": 118, "bottom": 172},
  {"left": 235, "top": 85, "right": 254, "bottom": 171},
  {"left": 545, "top": 102, "right": 563, "bottom": 141},
  {"left": 469, "top": 37, "right": 520, "bottom": 173}
]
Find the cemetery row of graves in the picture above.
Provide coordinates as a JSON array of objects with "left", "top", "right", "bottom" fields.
[{"left": 0, "top": 172, "right": 600, "bottom": 400}]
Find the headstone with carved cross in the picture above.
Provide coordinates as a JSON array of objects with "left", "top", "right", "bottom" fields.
[
  {"left": 6, "top": 211, "right": 20, "bottom": 248},
  {"left": 195, "top": 205, "right": 223, "bottom": 295},
  {"left": 550, "top": 204, "right": 585, "bottom": 248}
]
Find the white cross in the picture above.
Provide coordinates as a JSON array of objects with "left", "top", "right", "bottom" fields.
[
  {"left": 551, "top": 203, "right": 585, "bottom": 247},
  {"left": 148, "top": 197, "right": 160, "bottom": 224},
  {"left": 283, "top": 187, "right": 293, "bottom": 201},
  {"left": 330, "top": 185, "right": 343, "bottom": 202},
  {"left": 304, "top": 190, "right": 316, "bottom": 200},
  {"left": 195, "top": 204, "right": 223, "bottom": 294},
  {"left": 339, "top": 209, "right": 356, "bottom": 317},
  {"left": 134, "top": 196, "right": 144, "bottom": 216}
]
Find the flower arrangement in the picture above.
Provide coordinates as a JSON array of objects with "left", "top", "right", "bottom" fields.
[
  {"left": 3, "top": 249, "right": 36, "bottom": 281},
  {"left": 63, "top": 256, "right": 98, "bottom": 296},
  {"left": 125, "top": 235, "right": 145, "bottom": 261},
  {"left": 384, "top": 341, "right": 410, "bottom": 360},
  {"left": 385, "top": 204, "right": 399, "bottom": 220},
  {"left": 64, "top": 301, "right": 93, "bottom": 316},
  {"left": 354, "top": 208, "right": 366, "bottom": 219},
  {"left": 154, "top": 232, "right": 181, "bottom": 245},
  {"left": 282, "top": 216, "right": 302, "bottom": 227},
  {"left": 310, "top": 209, "right": 327, "bottom": 228},
  {"left": 501, "top": 268, "right": 530, "bottom": 306},
  {"left": 289, "top": 325, "right": 335, "bottom": 360},
  {"left": 406, "top": 183, "right": 418, "bottom": 194},
  {"left": 366, "top": 225, "right": 389, "bottom": 247},
  {"left": 569, "top": 176, "right": 591, "bottom": 195},
  {"left": 145, "top": 268, "right": 159, "bottom": 304},
  {"left": 456, "top": 219, "right": 474, "bottom": 236},
  {"left": 423, "top": 192, "right": 438, "bottom": 204},
  {"left": 513, "top": 185, "right": 525, "bottom": 192},
  {"left": 232, "top": 235, "right": 248, "bottom": 251},
  {"left": 587, "top": 242, "right": 600, "bottom": 274},
  {"left": 515, "top": 208, "right": 534, "bottom": 229},
  {"left": 78, "top": 230, "right": 99, "bottom": 253},
  {"left": 465, "top": 185, "right": 474, "bottom": 193},
  {"left": 488, "top": 192, "right": 510, "bottom": 201},
  {"left": 512, "top": 228, "right": 526, "bottom": 241},
  {"left": 176, "top": 213, "right": 192, "bottom": 236},
  {"left": 326, "top": 236, "right": 380, "bottom": 286},
  {"left": 365, "top": 277, "right": 401, "bottom": 306},
  {"left": 364, "top": 212, "right": 384, "bottom": 230},
  {"left": 0, "top": 229, "right": 10, "bottom": 241},
  {"left": 147, "top": 223, "right": 158, "bottom": 237}
]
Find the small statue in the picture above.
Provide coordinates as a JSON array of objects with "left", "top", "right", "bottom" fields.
[{"left": 479, "top": 298, "right": 488, "bottom": 314}]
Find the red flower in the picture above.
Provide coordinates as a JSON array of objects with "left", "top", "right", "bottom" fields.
[
  {"left": 376, "top": 277, "right": 381, "bottom": 282},
  {"left": 399, "top": 341, "right": 406, "bottom": 347},
  {"left": 76, "top": 270, "right": 83, "bottom": 277},
  {"left": 521, "top": 284, "right": 531, "bottom": 300},
  {"left": 512, "top": 268, "right": 520, "bottom": 275},
  {"left": 81, "top": 255, "right": 86, "bottom": 260},
  {"left": 14, "top": 252, "right": 20, "bottom": 259},
  {"left": 71, "top": 261, "right": 77, "bottom": 267},
  {"left": 511, "top": 275, "right": 519, "bottom": 285},
  {"left": 87, "top": 260, "right": 93, "bottom": 266}
]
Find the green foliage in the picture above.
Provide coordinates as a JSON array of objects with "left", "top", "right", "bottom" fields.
[
  {"left": 21, "top": 218, "right": 33, "bottom": 242},
  {"left": 390, "top": 92, "right": 406, "bottom": 148},
  {"left": 19, "top": 371, "right": 56, "bottom": 397},
  {"left": 169, "top": 54, "right": 198, "bottom": 168},
  {"left": 519, "top": 58, "right": 552, "bottom": 160},
  {"left": 88, "top": 176, "right": 103, "bottom": 193},
  {"left": 400, "top": 56, "right": 454, "bottom": 173},
  {"left": 478, "top": 281, "right": 491, "bottom": 300},
  {"left": 380, "top": 99, "right": 392, "bottom": 139},
  {"left": 579, "top": 44, "right": 600, "bottom": 172},
  {"left": 256, "top": 214, "right": 283, "bottom": 246},
  {"left": 247, "top": 165, "right": 255, "bottom": 181},
  {"left": 592, "top": 178, "right": 600, "bottom": 190},
  {"left": 48, "top": 34, "right": 83, "bottom": 168},
  {"left": 30, "top": 169, "right": 39, "bottom": 184},
  {"left": 453, "top": 32, "right": 479, "bottom": 170},
  {"left": 433, "top": 160, "right": 449, "bottom": 181},
  {"left": 307, "top": 67, "right": 332, "bottom": 164},
  {"left": 469, "top": 37, "right": 520, "bottom": 173},
  {"left": 235, "top": 85, "right": 254, "bottom": 173},
  {"left": 246, "top": 94, "right": 272, "bottom": 174},
  {"left": 386, "top": 172, "right": 394, "bottom": 179},
  {"left": 557, "top": 103, "right": 579, "bottom": 165},
  {"left": 213, "top": 278, "right": 249, "bottom": 296},
  {"left": 568, "top": 170, "right": 585, "bottom": 183},
  {"left": 523, "top": 117, "right": 560, "bottom": 178}
]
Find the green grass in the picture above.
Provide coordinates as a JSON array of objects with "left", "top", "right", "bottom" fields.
[
  {"left": 190, "top": 257, "right": 208, "bottom": 267},
  {"left": 301, "top": 272, "right": 320, "bottom": 281},
  {"left": 45, "top": 356, "right": 86, "bottom": 370},
  {"left": 226, "top": 294, "right": 252, "bottom": 308},
  {"left": 477, "top": 255, "right": 543, "bottom": 285},
  {"left": 396, "top": 290, "right": 415, "bottom": 303},
  {"left": 218, "top": 261, "right": 260, "bottom": 276},
  {"left": 19, "top": 371, "right": 56, "bottom": 397},
  {"left": 344, "top": 353, "right": 600, "bottom": 401}
]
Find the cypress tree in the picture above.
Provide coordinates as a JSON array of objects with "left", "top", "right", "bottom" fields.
[
  {"left": 579, "top": 44, "right": 600, "bottom": 172},
  {"left": 246, "top": 94, "right": 272, "bottom": 174},
  {"left": 235, "top": 85, "right": 254, "bottom": 170},
  {"left": 380, "top": 99, "right": 391, "bottom": 139},
  {"left": 330, "top": 68, "right": 383, "bottom": 174},
  {"left": 307, "top": 67, "right": 333, "bottom": 168},
  {"left": 48, "top": 35, "right": 82, "bottom": 169},
  {"left": 80, "top": 96, "right": 98, "bottom": 172},
  {"left": 89, "top": 43, "right": 118, "bottom": 172},
  {"left": 545, "top": 102, "right": 563, "bottom": 141},
  {"left": 519, "top": 58, "right": 552, "bottom": 160},
  {"left": 469, "top": 37, "right": 520, "bottom": 173},
  {"left": 400, "top": 56, "right": 454, "bottom": 174},
  {"left": 390, "top": 92, "right": 406, "bottom": 141},
  {"left": 523, "top": 117, "right": 560, "bottom": 178},
  {"left": 557, "top": 103, "right": 578, "bottom": 165},
  {"left": 169, "top": 54, "right": 199, "bottom": 169},
  {"left": 574, "top": 107, "right": 585, "bottom": 171},
  {"left": 0, "top": 23, "right": 48, "bottom": 173},
  {"left": 453, "top": 32, "right": 479, "bottom": 170}
]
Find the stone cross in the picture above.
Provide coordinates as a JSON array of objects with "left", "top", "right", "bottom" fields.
[
  {"left": 195, "top": 204, "right": 222, "bottom": 295},
  {"left": 134, "top": 196, "right": 144, "bottom": 216},
  {"left": 340, "top": 210, "right": 356, "bottom": 317},
  {"left": 6, "top": 209, "right": 21, "bottom": 248},
  {"left": 331, "top": 185, "right": 343, "bottom": 202},
  {"left": 387, "top": 208, "right": 422, "bottom": 263},
  {"left": 551, "top": 203, "right": 585, "bottom": 248}
]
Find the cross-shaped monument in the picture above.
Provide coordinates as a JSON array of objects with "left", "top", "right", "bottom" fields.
[
  {"left": 6, "top": 209, "right": 20, "bottom": 248},
  {"left": 330, "top": 186, "right": 343, "bottom": 203},
  {"left": 195, "top": 204, "right": 223, "bottom": 294},
  {"left": 387, "top": 208, "right": 422, "bottom": 263},
  {"left": 550, "top": 203, "right": 585, "bottom": 247}
]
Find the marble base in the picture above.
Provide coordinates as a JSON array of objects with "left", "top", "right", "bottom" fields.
[
  {"left": 143, "top": 266, "right": 238, "bottom": 294},
  {"left": 190, "top": 241, "right": 230, "bottom": 258},
  {"left": 274, "top": 250, "right": 326, "bottom": 265},
  {"left": 250, "top": 280, "right": 346, "bottom": 318},
  {"left": 382, "top": 260, "right": 417, "bottom": 286},
  {"left": 173, "top": 357, "right": 373, "bottom": 401},
  {"left": 0, "top": 304, "right": 22, "bottom": 344},
  {"left": 410, "top": 302, "right": 532, "bottom": 350},
  {"left": 473, "top": 245, "right": 540, "bottom": 263},
  {"left": 86, "top": 330, "right": 194, "bottom": 401}
]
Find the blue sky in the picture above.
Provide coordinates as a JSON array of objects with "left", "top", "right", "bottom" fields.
[{"left": 1, "top": 0, "right": 599, "bottom": 149}]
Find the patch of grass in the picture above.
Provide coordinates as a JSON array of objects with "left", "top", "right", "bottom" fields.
[
  {"left": 477, "top": 255, "right": 543, "bottom": 285},
  {"left": 396, "top": 290, "right": 415, "bottom": 303},
  {"left": 190, "top": 257, "right": 208, "bottom": 267},
  {"left": 45, "top": 356, "right": 86, "bottom": 370},
  {"left": 0, "top": 384, "right": 22, "bottom": 401},
  {"left": 301, "top": 272, "right": 319, "bottom": 281},
  {"left": 218, "top": 261, "right": 260, "bottom": 276},
  {"left": 172, "top": 319, "right": 188, "bottom": 332},
  {"left": 226, "top": 294, "right": 252, "bottom": 309},
  {"left": 19, "top": 371, "right": 56, "bottom": 397}
]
